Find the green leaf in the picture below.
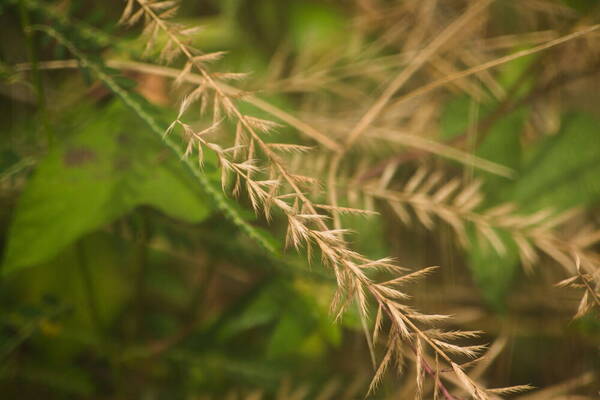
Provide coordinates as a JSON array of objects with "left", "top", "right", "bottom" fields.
[
  {"left": 439, "top": 95, "right": 472, "bottom": 141},
  {"left": 511, "top": 113, "right": 600, "bottom": 211},
  {"left": 476, "top": 108, "right": 526, "bottom": 201},
  {"left": 468, "top": 112, "right": 600, "bottom": 310},
  {"left": 31, "top": 23, "right": 280, "bottom": 256},
  {"left": 2, "top": 102, "right": 212, "bottom": 274}
]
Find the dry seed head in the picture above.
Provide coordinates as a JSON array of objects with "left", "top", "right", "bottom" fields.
[{"left": 120, "top": 1, "right": 506, "bottom": 397}]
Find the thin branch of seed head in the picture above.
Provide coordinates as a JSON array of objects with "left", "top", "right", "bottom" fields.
[
  {"left": 135, "top": 0, "right": 333, "bottom": 228},
  {"left": 130, "top": 1, "right": 488, "bottom": 394},
  {"left": 575, "top": 257, "right": 600, "bottom": 309},
  {"left": 133, "top": 2, "right": 396, "bottom": 294},
  {"left": 327, "top": 0, "right": 493, "bottom": 232}
]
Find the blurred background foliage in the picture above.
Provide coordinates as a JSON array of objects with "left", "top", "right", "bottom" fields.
[{"left": 0, "top": 0, "right": 599, "bottom": 399}]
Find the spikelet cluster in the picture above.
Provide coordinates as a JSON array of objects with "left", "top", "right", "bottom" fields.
[
  {"left": 116, "top": 1, "right": 539, "bottom": 398},
  {"left": 556, "top": 257, "right": 600, "bottom": 319},
  {"left": 353, "top": 164, "right": 600, "bottom": 313}
]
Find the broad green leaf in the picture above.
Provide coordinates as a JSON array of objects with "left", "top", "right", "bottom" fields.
[
  {"left": 32, "top": 23, "right": 280, "bottom": 256},
  {"left": 2, "top": 102, "right": 211, "bottom": 274},
  {"left": 511, "top": 113, "right": 600, "bottom": 211}
]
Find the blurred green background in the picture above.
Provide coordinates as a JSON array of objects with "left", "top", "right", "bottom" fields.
[{"left": 1, "top": 0, "right": 599, "bottom": 398}]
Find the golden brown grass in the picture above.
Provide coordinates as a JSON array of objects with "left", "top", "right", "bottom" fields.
[{"left": 110, "top": 0, "right": 600, "bottom": 398}]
